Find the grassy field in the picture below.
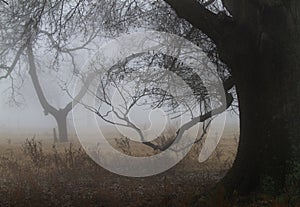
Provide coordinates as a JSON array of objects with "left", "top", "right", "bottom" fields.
[
  {"left": 0, "top": 133, "right": 294, "bottom": 207},
  {"left": 0, "top": 131, "right": 239, "bottom": 207}
]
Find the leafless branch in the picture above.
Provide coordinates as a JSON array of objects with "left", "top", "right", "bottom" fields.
[
  {"left": 164, "top": 0, "right": 234, "bottom": 45},
  {"left": 1, "top": 0, "right": 8, "bottom": 5},
  {"left": 0, "top": 44, "right": 26, "bottom": 80}
]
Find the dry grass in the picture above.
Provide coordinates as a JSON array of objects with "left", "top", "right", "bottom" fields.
[
  {"left": 1, "top": 131, "right": 296, "bottom": 206},
  {"left": 0, "top": 135, "right": 238, "bottom": 207}
]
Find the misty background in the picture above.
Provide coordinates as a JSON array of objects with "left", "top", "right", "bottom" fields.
[{"left": 0, "top": 70, "right": 239, "bottom": 139}]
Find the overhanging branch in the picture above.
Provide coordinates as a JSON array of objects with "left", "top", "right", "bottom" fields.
[
  {"left": 164, "top": 0, "right": 235, "bottom": 45},
  {"left": 143, "top": 91, "right": 233, "bottom": 151}
]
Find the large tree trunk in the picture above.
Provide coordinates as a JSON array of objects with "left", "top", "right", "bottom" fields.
[
  {"left": 220, "top": 6, "right": 300, "bottom": 195},
  {"left": 164, "top": 0, "right": 300, "bottom": 195},
  {"left": 222, "top": 64, "right": 300, "bottom": 195},
  {"left": 163, "top": 0, "right": 300, "bottom": 195},
  {"left": 165, "top": 1, "right": 300, "bottom": 196}
]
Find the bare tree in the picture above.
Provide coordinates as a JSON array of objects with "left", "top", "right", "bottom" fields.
[
  {"left": 0, "top": 0, "right": 145, "bottom": 141},
  {"left": 83, "top": 44, "right": 233, "bottom": 153}
]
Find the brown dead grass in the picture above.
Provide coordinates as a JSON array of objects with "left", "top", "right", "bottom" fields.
[{"left": 0, "top": 135, "right": 238, "bottom": 207}]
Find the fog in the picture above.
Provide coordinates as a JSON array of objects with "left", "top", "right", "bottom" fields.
[
  {"left": 0, "top": 70, "right": 239, "bottom": 137},
  {"left": 0, "top": 41, "right": 239, "bottom": 139}
]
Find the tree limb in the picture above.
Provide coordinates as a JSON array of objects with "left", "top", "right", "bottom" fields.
[
  {"left": 0, "top": 0, "right": 8, "bottom": 5},
  {"left": 163, "top": 0, "right": 235, "bottom": 45},
  {"left": 0, "top": 45, "right": 26, "bottom": 80},
  {"left": 27, "top": 43, "right": 58, "bottom": 116},
  {"left": 63, "top": 73, "right": 95, "bottom": 114},
  {"left": 144, "top": 91, "right": 233, "bottom": 151}
]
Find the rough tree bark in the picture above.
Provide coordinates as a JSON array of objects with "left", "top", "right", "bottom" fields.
[{"left": 164, "top": 0, "right": 300, "bottom": 195}]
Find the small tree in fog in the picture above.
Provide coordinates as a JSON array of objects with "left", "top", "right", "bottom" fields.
[{"left": 0, "top": 0, "right": 142, "bottom": 141}]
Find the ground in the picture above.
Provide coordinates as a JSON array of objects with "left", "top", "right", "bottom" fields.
[{"left": 0, "top": 132, "right": 291, "bottom": 206}]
